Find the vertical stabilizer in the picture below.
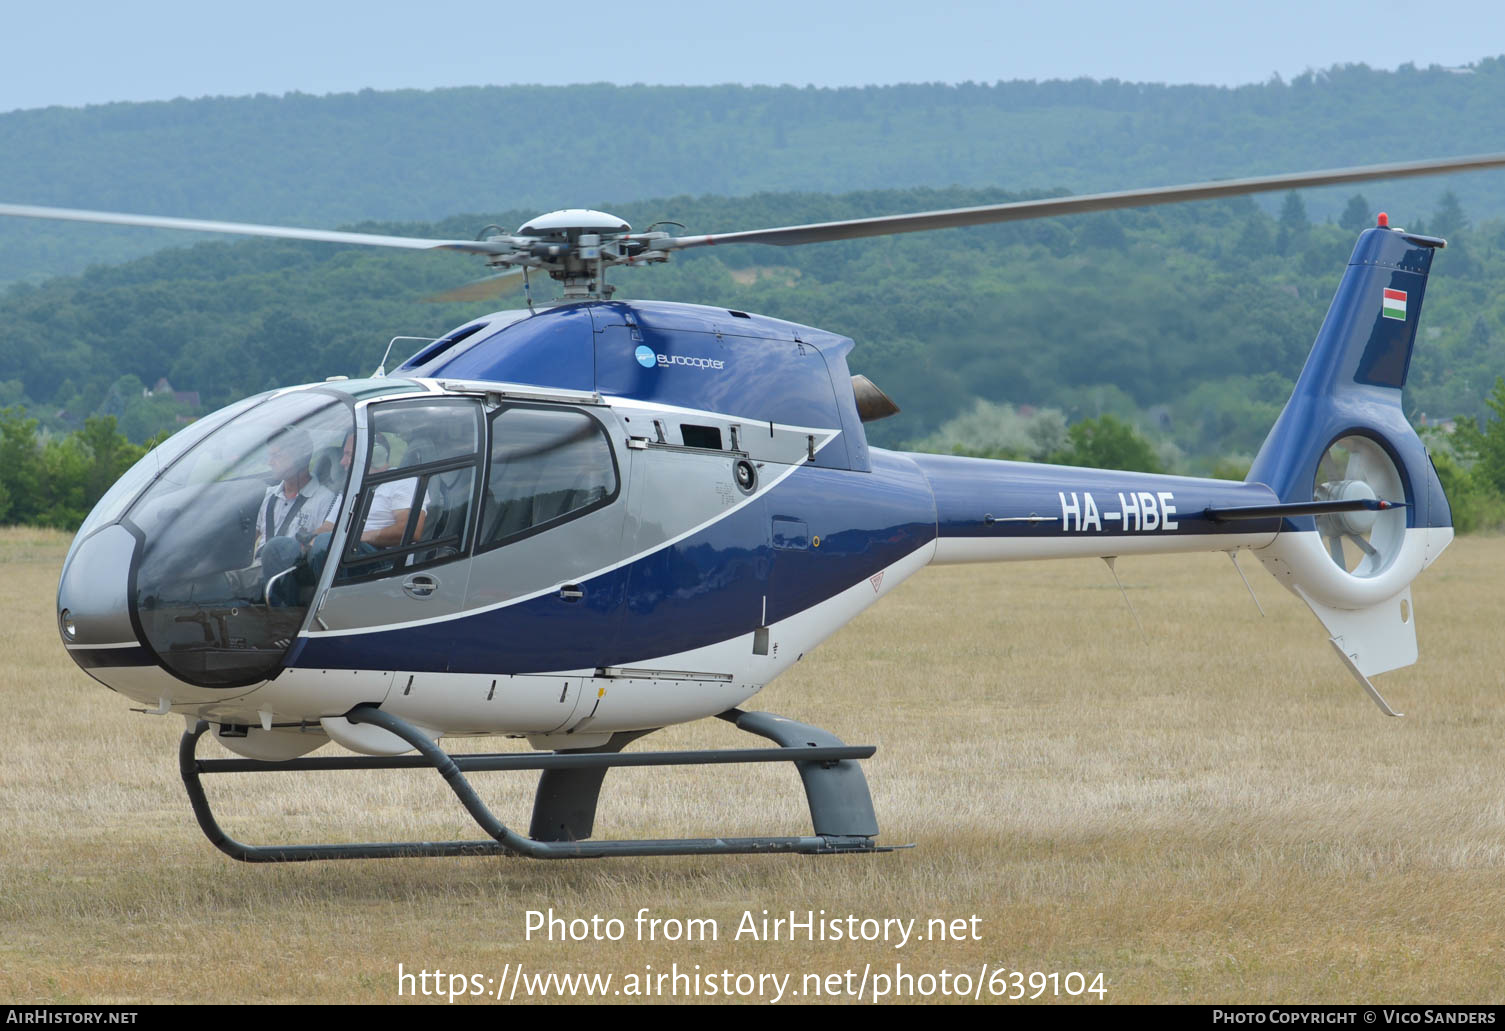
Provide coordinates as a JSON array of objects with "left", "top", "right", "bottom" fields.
[
  {"left": 1248, "top": 221, "right": 1447, "bottom": 522},
  {"left": 1246, "top": 220, "right": 1454, "bottom": 704}
]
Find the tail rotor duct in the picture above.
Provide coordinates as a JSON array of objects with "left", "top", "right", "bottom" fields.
[{"left": 1312, "top": 435, "right": 1406, "bottom": 579}]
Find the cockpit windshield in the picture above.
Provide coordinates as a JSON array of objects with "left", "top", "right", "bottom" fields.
[{"left": 125, "top": 391, "right": 355, "bottom": 687}]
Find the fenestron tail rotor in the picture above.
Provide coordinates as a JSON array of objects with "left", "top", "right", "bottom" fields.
[{"left": 1313, "top": 435, "right": 1407, "bottom": 578}]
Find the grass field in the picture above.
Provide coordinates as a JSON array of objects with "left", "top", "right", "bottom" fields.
[{"left": 2, "top": 525, "right": 1502, "bottom": 1005}]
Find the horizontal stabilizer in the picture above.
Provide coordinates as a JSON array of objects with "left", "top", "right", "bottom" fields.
[{"left": 1205, "top": 498, "right": 1406, "bottom": 522}]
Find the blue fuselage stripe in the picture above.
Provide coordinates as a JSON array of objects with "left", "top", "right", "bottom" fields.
[
  {"left": 288, "top": 448, "right": 1295, "bottom": 676},
  {"left": 291, "top": 451, "right": 937, "bottom": 675}
]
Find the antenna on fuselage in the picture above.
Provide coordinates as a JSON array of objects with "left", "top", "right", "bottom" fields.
[
  {"left": 1226, "top": 549, "right": 1266, "bottom": 617},
  {"left": 376, "top": 336, "right": 437, "bottom": 378},
  {"left": 1102, "top": 555, "right": 1147, "bottom": 643}
]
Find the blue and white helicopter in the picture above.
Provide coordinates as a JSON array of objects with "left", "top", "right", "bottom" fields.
[{"left": 8, "top": 152, "right": 1502, "bottom": 860}]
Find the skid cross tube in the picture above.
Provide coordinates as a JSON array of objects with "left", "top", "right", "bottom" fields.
[{"left": 179, "top": 704, "right": 890, "bottom": 862}]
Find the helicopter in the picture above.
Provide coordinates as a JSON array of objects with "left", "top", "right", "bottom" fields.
[{"left": 8, "top": 151, "right": 1504, "bottom": 861}]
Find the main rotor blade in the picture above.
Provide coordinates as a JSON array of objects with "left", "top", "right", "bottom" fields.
[
  {"left": 424, "top": 268, "right": 527, "bottom": 303},
  {"left": 661, "top": 152, "right": 1505, "bottom": 251},
  {"left": 0, "top": 202, "right": 514, "bottom": 256}
]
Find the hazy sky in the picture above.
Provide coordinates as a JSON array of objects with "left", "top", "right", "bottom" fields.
[{"left": 5, "top": 1, "right": 1503, "bottom": 112}]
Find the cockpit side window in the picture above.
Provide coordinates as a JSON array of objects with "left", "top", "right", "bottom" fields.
[
  {"left": 478, "top": 407, "right": 619, "bottom": 551},
  {"left": 336, "top": 399, "right": 484, "bottom": 581}
]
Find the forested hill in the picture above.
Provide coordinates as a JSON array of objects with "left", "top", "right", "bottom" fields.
[
  {"left": 4, "top": 184, "right": 1504, "bottom": 472},
  {"left": 6, "top": 60, "right": 1505, "bottom": 283}
]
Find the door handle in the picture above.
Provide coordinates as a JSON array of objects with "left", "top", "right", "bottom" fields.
[
  {"left": 558, "top": 583, "right": 584, "bottom": 602},
  {"left": 403, "top": 573, "right": 440, "bottom": 599}
]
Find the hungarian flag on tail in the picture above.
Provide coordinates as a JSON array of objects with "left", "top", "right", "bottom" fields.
[{"left": 1382, "top": 288, "right": 1407, "bottom": 321}]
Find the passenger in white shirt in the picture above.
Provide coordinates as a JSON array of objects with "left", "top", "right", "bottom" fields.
[
  {"left": 311, "top": 436, "right": 427, "bottom": 572},
  {"left": 360, "top": 472, "right": 425, "bottom": 545}
]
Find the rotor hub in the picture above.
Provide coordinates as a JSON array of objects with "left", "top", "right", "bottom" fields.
[
  {"left": 473, "top": 208, "right": 674, "bottom": 300},
  {"left": 1331, "top": 479, "right": 1380, "bottom": 535},
  {"left": 515, "top": 209, "right": 631, "bottom": 238}
]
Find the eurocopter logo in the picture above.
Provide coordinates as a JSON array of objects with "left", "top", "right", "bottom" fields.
[{"left": 634, "top": 344, "right": 726, "bottom": 371}]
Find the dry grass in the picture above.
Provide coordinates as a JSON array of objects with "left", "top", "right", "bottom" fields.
[{"left": 2, "top": 525, "right": 1503, "bottom": 1004}]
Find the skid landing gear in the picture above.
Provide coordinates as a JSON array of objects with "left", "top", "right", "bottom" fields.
[{"left": 179, "top": 704, "right": 894, "bottom": 861}]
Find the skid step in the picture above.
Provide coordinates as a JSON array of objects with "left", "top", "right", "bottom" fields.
[{"left": 179, "top": 704, "right": 893, "bottom": 862}]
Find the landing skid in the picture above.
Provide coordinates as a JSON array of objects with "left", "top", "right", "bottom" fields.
[{"left": 178, "top": 705, "right": 895, "bottom": 861}]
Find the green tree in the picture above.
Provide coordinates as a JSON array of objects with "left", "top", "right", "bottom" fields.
[
  {"left": 0, "top": 409, "right": 146, "bottom": 529},
  {"left": 909, "top": 400, "right": 1067, "bottom": 460},
  {"left": 1210, "top": 457, "right": 1252, "bottom": 481},
  {"left": 1338, "top": 194, "right": 1371, "bottom": 233},
  {"left": 1235, "top": 214, "right": 1275, "bottom": 257},
  {"left": 1425, "top": 447, "right": 1505, "bottom": 533},
  {"left": 1078, "top": 213, "right": 1127, "bottom": 250},
  {"left": 1452, "top": 376, "right": 1505, "bottom": 494},
  {"left": 1470, "top": 316, "right": 1491, "bottom": 350},
  {"left": 1050, "top": 414, "right": 1164, "bottom": 473},
  {"left": 37, "top": 434, "right": 91, "bottom": 528},
  {"left": 1276, "top": 191, "right": 1310, "bottom": 254},
  {"left": 0, "top": 379, "right": 26, "bottom": 407},
  {"left": 0, "top": 407, "right": 43, "bottom": 524},
  {"left": 77, "top": 417, "right": 146, "bottom": 506},
  {"left": 1431, "top": 190, "right": 1470, "bottom": 238},
  {"left": 121, "top": 393, "right": 189, "bottom": 443},
  {"left": 97, "top": 375, "right": 146, "bottom": 420}
]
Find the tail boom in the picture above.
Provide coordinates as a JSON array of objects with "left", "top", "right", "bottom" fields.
[{"left": 904, "top": 453, "right": 1281, "bottom": 564}]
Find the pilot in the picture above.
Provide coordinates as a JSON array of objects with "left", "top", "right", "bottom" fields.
[{"left": 255, "top": 427, "right": 335, "bottom": 603}]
